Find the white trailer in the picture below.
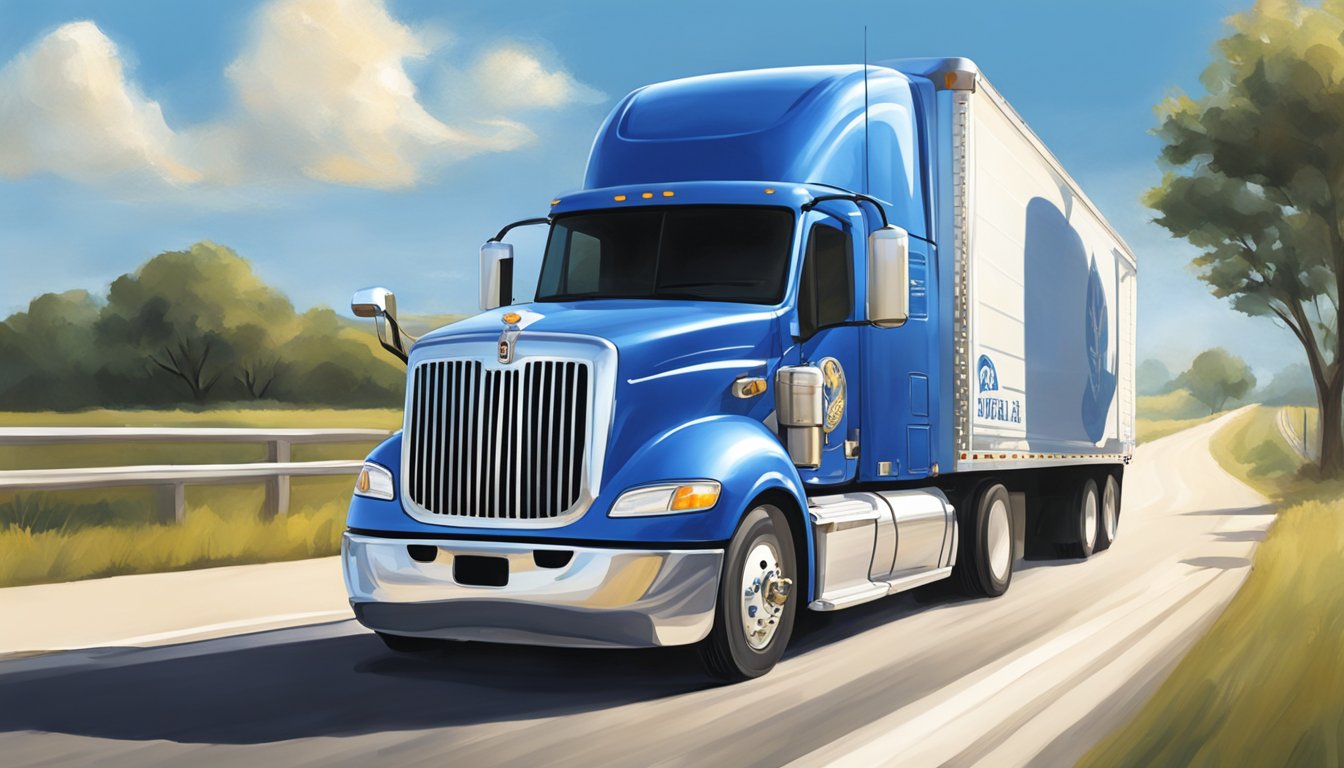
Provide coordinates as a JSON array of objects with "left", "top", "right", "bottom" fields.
[{"left": 896, "top": 58, "right": 1138, "bottom": 473}]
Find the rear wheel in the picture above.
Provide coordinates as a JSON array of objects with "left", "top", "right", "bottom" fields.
[
  {"left": 1096, "top": 473, "right": 1120, "bottom": 551},
  {"left": 954, "top": 482, "right": 1013, "bottom": 597},
  {"left": 376, "top": 632, "right": 443, "bottom": 654},
  {"left": 699, "top": 504, "right": 798, "bottom": 682},
  {"left": 1055, "top": 477, "right": 1099, "bottom": 558}
]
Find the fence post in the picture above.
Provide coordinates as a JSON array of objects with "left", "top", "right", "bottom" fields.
[
  {"left": 156, "top": 482, "right": 185, "bottom": 524},
  {"left": 1304, "top": 410, "right": 1309, "bottom": 458},
  {"left": 263, "top": 439, "right": 291, "bottom": 518}
]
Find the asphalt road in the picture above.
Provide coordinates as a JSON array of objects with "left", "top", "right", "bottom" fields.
[{"left": 0, "top": 410, "right": 1274, "bottom": 767}]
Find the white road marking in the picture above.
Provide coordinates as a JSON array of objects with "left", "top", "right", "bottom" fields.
[
  {"left": 973, "top": 567, "right": 1248, "bottom": 767},
  {"left": 792, "top": 567, "right": 1219, "bottom": 768}
]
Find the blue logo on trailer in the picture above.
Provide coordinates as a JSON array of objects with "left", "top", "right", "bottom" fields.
[
  {"left": 976, "top": 354, "right": 1021, "bottom": 424},
  {"left": 977, "top": 355, "right": 998, "bottom": 392},
  {"left": 1081, "top": 255, "right": 1118, "bottom": 442}
]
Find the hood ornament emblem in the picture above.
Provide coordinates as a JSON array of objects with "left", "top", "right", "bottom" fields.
[{"left": 498, "top": 312, "right": 521, "bottom": 363}]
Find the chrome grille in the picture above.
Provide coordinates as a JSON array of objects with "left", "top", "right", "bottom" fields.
[{"left": 406, "top": 359, "right": 590, "bottom": 520}]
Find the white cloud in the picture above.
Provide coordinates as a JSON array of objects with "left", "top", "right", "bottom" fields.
[
  {"left": 221, "top": 0, "right": 533, "bottom": 188},
  {"left": 0, "top": 21, "right": 200, "bottom": 185},
  {"left": 468, "top": 46, "right": 606, "bottom": 111},
  {"left": 0, "top": 1, "right": 602, "bottom": 191}
]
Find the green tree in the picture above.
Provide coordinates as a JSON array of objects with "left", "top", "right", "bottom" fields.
[
  {"left": 1175, "top": 349, "right": 1258, "bottom": 413},
  {"left": 271, "top": 308, "right": 402, "bottom": 406},
  {"left": 0, "top": 291, "right": 102, "bottom": 409},
  {"left": 1146, "top": 0, "right": 1344, "bottom": 476},
  {"left": 96, "top": 242, "right": 295, "bottom": 403},
  {"left": 0, "top": 240, "right": 406, "bottom": 410}
]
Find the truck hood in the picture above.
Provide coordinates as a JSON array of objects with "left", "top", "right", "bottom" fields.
[{"left": 418, "top": 299, "right": 783, "bottom": 379}]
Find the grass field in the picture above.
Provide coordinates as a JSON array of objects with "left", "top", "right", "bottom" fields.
[
  {"left": 1138, "top": 388, "right": 1214, "bottom": 419},
  {"left": 1136, "top": 389, "right": 1221, "bottom": 444},
  {"left": 0, "top": 496, "right": 346, "bottom": 588},
  {"left": 0, "top": 408, "right": 401, "bottom": 587},
  {"left": 1208, "top": 405, "right": 1322, "bottom": 497},
  {"left": 1136, "top": 413, "right": 1219, "bottom": 444},
  {"left": 1081, "top": 406, "right": 1344, "bottom": 767},
  {"left": 1279, "top": 404, "right": 1320, "bottom": 459}
]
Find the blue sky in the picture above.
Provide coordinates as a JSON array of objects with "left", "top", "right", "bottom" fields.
[{"left": 0, "top": 0, "right": 1302, "bottom": 381}]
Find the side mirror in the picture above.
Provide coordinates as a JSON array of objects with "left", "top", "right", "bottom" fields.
[
  {"left": 352, "top": 286, "right": 396, "bottom": 319},
  {"left": 351, "top": 286, "right": 408, "bottom": 363},
  {"left": 480, "top": 241, "right": 514, "bottom": 311},
  {"left": 867, "top": 225, "right": 910, "bottom": 327}
]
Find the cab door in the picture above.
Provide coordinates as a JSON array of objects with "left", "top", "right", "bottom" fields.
[{"left": 793, "top": 211, "right": 861, "bottom": 486}]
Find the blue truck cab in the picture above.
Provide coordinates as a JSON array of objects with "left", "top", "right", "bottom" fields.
[{"left": 345, "top": 59, "right": 1137, "bottom": 680}]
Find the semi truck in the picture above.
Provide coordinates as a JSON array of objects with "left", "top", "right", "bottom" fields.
[{"left": 344, "top": 57, "right": 1137, "bottom": 680}]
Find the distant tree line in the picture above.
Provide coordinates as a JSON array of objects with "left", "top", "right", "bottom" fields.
[
  {"left": 1138, "top": 348, "right": 1259, "bottom": 414},
  {"left": 0, "top": 242, "right": 406, "bottom": 410}
]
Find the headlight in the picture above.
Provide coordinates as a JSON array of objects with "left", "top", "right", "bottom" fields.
[
  {"left": 609, "top": 481, "right": 721, "bottom": 517},
  {"left": 353, "top": 462, "right": 395, "bottom": 500}
]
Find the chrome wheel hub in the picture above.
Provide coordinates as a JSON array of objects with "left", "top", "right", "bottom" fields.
[
  {"left": 1083, "top": 488, "right": 1098, "bottom": 549},
  {"left": 1102, "top": 480, "right": 1118, "bottom": 541},
  {"left": 740, "top": 539, "right": 790, "bottom": 650},
  {"left": 987, "top": 497, "right": 1011, "bottom": 581}
]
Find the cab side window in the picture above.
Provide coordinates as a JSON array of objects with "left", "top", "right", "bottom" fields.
[{"left": 798, "top": 221, "right": 853, "bottom": 339}]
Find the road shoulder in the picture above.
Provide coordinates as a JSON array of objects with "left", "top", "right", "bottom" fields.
[{"left": 1, "top": 556, "right": 351, "bottom": 656}]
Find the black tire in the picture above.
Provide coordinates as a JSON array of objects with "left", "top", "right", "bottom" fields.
[
  {"left": 954, "top": 482, "right": 1014, "bottom": 597},
  {"left": 377, "top": 632, "right": 443, "bottom": 653},
  {"left": 698, "top": 504, "right": 799, "bottom": 682},
  {"left": 1054, "top": 477, "right": 1100, "bottom": 558},
  {"left": 1096, "top": 473, "right": 1121, "bottom": 551}
]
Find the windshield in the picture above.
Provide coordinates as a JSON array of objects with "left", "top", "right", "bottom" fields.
[{"left": 535, "top": 206, "right": 795, "bottom": 304}]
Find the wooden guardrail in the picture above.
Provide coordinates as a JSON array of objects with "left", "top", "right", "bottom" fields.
[{"left": 0, "top": 428, "right": 391, "bottom": 522}]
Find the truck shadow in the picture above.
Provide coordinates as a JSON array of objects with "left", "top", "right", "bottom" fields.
[
  {"left": 0, "top": 578, "right": 989, "bottom": 746},
  {"left": 0, "top": 505, "right": 1247, "bottom": 750},
  {"left": 1182, "top": 504, "right": 1275, "bottom": 517},
  {"left": 0, "top": 630, "right": 704, "bottom": 744}
]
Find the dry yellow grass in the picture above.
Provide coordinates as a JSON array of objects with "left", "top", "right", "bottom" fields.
[
  {"left": 1135, "top": 388, "right": 1222, "bottom": 444},
  {"left": 1209, "top": 406, "right": 1316, "bottom": 498},
  {"left": 1138, "top": 388, "right": 1213, "bottom": 420},
  {"left": 0, "top": 501, "right": 345, "bottom": 588},
  {"left": 1136, "top": 413, "right": 1219, "bottom": 444}
]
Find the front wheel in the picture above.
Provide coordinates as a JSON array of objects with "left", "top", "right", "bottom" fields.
[{"left": 698, "top": 504, "right": 798, "bottom": 682}]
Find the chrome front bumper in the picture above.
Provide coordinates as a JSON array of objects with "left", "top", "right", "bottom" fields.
[{"left": 342, "top": 532, "right": 724, "bottom": 648}]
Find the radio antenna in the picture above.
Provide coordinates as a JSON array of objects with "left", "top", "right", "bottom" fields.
[{"left": 863, "top": 25, "right": 870, "bottom": 195}]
